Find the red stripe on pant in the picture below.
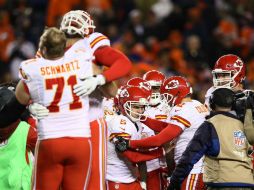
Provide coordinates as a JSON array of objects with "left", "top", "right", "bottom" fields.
[
  {"left": 34, "top": 137, "right": 92, "bottom": 190},
  {"left": 181, "top": 173, "right": 206, "bottom": 190},
  {"left": 87, "top": 118, "right": 107, "bottom": 190}
]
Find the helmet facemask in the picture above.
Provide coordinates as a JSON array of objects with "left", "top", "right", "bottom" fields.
[
  {"left": 161, "top": 93, "right": 177, "bottom": 107},
  {"left": 212, "top": 55, "right": 245, "bottom": 89},
  {"left": 212, "top": 69, "right": 236, "bottom": 88},
  {"left": 60, "top": 10, "right": 95, "bottom": 38},
  {"left": 148, "top": 81, "right": 162, "bottom": 106},
  {"left": 123, "top": 99, "right": 148, "bottom": 122}
]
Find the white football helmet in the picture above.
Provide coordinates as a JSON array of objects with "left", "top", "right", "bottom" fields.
[
  {"left": 60, "top": 10, "right": 95, "bottom": 37},
  {"left": 143, "top": 70, "right": 165, "bottom": 106}
]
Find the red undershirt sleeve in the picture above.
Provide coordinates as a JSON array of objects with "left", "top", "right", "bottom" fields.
[
  {"left": 130, "top": 124, "right": 183, "bottom": 149},
  {"left": 22, "top": 81, "right": 30, "bottom": 95},
  {"left": 142, "top": 117, "right": 169, "bottom": 132},
  {"left": 26, "top": 125, "right": 37, "bottom": 153},
  {"left": 94, "top": 46, "right": 132, "bottom": 82},
  {"left": 122, "top": 148, "right": 164, "bottom": 163},
  {"left": 27, "top": 117, "right": 36, "bottom": 128}
]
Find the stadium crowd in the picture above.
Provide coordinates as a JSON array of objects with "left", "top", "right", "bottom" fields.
[{"left": 1, "top": 0, "right": 254, "bottom": 101}]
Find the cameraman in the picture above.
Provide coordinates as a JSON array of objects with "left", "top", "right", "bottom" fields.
[
  {"left": 168, "top": 88, "right": 254, "bottom": 190},
  {"left": 234, "top": 91, "right": 254, "bottom": 145},
  {"left": 244, "top": 111, "right": 254, "bottom": 146},
  {"left": 0, "top": 85, "right": 37, "bottom": 189}
]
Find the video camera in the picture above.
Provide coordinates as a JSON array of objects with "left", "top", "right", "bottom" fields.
[{"left": 233, "top": 90, "right": 254, "bottom": 121}]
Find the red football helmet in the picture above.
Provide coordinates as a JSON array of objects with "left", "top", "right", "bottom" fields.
[
  {"left": 127, "top": 77, "right": 152, "bottom": 95},
  {"left": 114, "top": 85, "right": 128, "bottom": 109},
  {"left": 212, "top": 54, "right": 246, "bottom": 88},
  {"left": 60, "top": 10, "right": 95, "bottom": 37},
  {"left": 143, "top": 70, "right": 166, "bottom": 105},
  {"left": 160, "top": 76, "right": 192, "bottom": 106},
  {"left": 118, "top": 86, "right": 150, "bottom": 122}
]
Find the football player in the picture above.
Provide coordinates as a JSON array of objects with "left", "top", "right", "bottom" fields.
[
  {"left": 59, "top": 10, "right": 132, "bottom": 190},
  {"left": 15, "top": 27, "right": 96, "bottom": 190},
  {"left": 116, "top": 76, "right": 209, "bottom": 190},
  {"left": 204, "top": 54, "right": 246, "bottom": 109},
  {"left": 128, "top": 76, "right": 170, "bottom": 190},
  {"left": 143, "top": 70, "right": 166, "bottom": 107},
  {"left": 107, "top": 85, "right": 164, "bottom": 190}
]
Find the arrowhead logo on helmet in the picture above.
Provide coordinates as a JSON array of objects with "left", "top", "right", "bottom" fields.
[
  {"left": 160, "top": 76, "right": 192, "bottom": 107},
  {"left": 165, "top": 80, "right": 179, "bottom": 90},
  {"left": 212, "top": 54, "right": 246, "bottom": 88},
  {"left": 118, "top": 86, "right": 150, "bottom": 122}
]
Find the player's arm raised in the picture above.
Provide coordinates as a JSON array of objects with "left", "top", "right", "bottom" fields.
[
  {"left": 94, "top": 46, "right": 132, "bottom": 82},
  {"left": 92, "top": 64, "right": 118, "bottom": 98}
]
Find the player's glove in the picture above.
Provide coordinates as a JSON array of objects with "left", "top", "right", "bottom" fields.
[
  {"left": 167, "top": 178, "right": 181, "bottom": 190},
  {"left": 114, "top": 136, "right": 130, "bottom": 152},
  {"left": 140, "top": 181, "right": 147, "bottom": 190},
  {"left": 73, "top": 75, "right": 106, "bottom": 97},
  {"left": 28, "top": 103, "right": 49, "bottom": 120},
  {"left": 167, "top": 184, "right": 180, "bottom": 190}
]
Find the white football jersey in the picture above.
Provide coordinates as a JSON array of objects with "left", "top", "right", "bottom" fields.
[
  {"left": 168, "top": 100, "right": 209, "bottom": 174},
  {"left": 204, "top": 86, "right": 216, "bottom": 111},
  {"left": 86, "top": 32, "right": 111, "bottom": 121},
  {"left": 140, "top": 124, "right": 161, "bottom": 172},
  {"left": 88, "top": 32, "right": 110, "bottom": 54},
  {"left": 19, "top": 39, "right": 94, "bottom": 140},
  {"left": 106, "top": 114, "right": 142, "bottom": 183},
  {"left": 88, "top": 97, "right": 104, "bottom": 122},
  {"left": 144, "top": 101, "right": 171, "bottom": 122},
  {"left": 102, "top": 98, "right": 117, "bottom": 122},
  {"left": 144, "top": 102, "right": 170, "bottom": 171},
  {"left": 36, "top": 32, "right": 110, "bottom": 59}
]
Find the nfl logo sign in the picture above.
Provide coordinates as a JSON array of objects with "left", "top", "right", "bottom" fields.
[{"left": 233, "top": 131, "right": 245, "bottom": 147}]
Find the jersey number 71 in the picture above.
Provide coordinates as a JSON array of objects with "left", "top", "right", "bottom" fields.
[{"left": 45, "top": 75, "right": 82, "bottom": 112}]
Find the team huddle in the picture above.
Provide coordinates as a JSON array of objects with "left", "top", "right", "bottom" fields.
[{"left": 0, "top": 9, "right": 253, "bottom": 190}]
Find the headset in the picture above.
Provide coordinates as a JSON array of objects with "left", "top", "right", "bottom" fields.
[{"left": 209, "top": 88, "right": 234, "bottom": 111}]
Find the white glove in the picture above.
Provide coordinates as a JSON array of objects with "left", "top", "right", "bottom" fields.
[
  {"left": 28, "top": 103, "right": 49, "bottom": 120},
  {"left": 140, "top": 181, "right": 147, "bottom": 190},
  {"left": 73, "top": 75, "right": 106, "bottom": 97}
]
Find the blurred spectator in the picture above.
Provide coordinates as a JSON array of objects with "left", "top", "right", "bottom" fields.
[
  {"left": 185, "top": 35, "right": 208, "bottom": 69},
  {"left": 167, "top": 30, "right": 183, "bottom": 49},
  {"left": 85, "top": 0, "right": 112, "bottom": 12},
  {"left": 1, "top": 0, "right": 254, "bottom": 103},
  {"left": 126, "top": 9, "right": 145, "bottom": 42},
  {"left": 46, "top": 0, "right": 81, "bottom": 27},
  {"left": 238, "top": 26, "right": 254, "bottom": 59},
  {"left": 6, "top": 33, "right": 35, "bottom": 80},
  {"left": 246, "top": 59, "right": 254, "bottom": 89},
  {"left": 0, "top": 11, "right": 15, "bottom": 62},
  {"left": 106, "top": 24, "right": 120, "bottom": 43},
  {"left": 169, "top": 48, "right": 188, "bottom": 75},
  {"left": 151, "top": 0, "right": 173, "bottom": 20},
  {"left": 0, "top": 0, "right": 5, "bottom": 7},
  {"left": 0, "top": 62, "right": 11, "bottom": 84},
  {"left": 144, "top": 9, "right": 167, "bottom": 40}
]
